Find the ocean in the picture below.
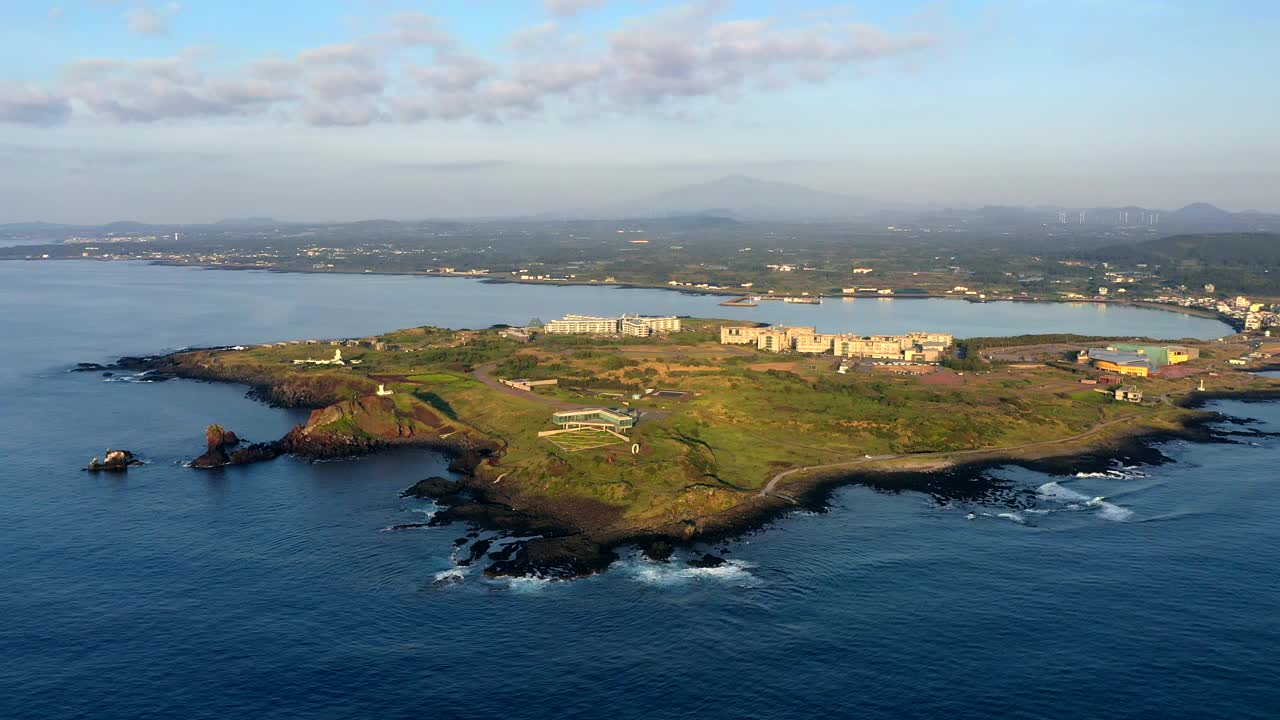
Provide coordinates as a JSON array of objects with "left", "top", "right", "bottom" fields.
[{"left": 1, "top": 261, "right": 1276, "bottom": 720}]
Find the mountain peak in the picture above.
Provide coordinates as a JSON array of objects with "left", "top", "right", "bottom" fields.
[
  {"left": 1175, "top": 202, "right": 1232, "bottom": 218},
  {"left": 615, "top": 175, "right": 881, "bottom": 220}
]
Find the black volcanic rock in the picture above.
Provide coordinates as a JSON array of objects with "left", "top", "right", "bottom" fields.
[
  {"left": 484, "top": 536, "right": 618, "bottom": 580},
  {"left": 227, "top": 442, "right": 284, "bottom": 465},
  {"left": 192, "top": 425, "right": 280, "bottom": 468},
  {"left": 687, "top": 553, "right": 727, "bottom": 569},
  {"left": 86, "top": 449, "right": 139, "bottom": 472},
  {"left": 401, "top": 477, "right": 459, "bottom": 500},
  {"left": 640, "top": 539, "right": 675, "bottom": 563},
  {"left": 457, "top": 539, "right": 493, "bottom": 567}
]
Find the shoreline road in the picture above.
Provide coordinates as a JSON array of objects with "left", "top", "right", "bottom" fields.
[{"left": 760, "top": 412, "right": 1159, "bottom": 500}]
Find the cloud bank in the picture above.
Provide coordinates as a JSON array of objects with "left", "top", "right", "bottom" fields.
[{"left": 9, "top": 1, "right": 937, "bottom": 128}]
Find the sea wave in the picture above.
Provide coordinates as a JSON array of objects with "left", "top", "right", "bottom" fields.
[
  {"left": 1074, "top": 468, "right": 1150, "bottom": 480},
  {"left": 1036, "top": 481, "right": 1090, "bottom": 502},
  {"left": 1037, "top": 482, "right": 1134, "bottom": 521},
  {"left": 431, "top": 567, "right": 469, "bottom": 588},
  {"left": 1086, "top": 496, "right": 1135, "bottom": 521},
  {"left": 101, "top": 371, "right": 159, "bottom": 383},
  {"left": 617, "top": 556, "right": 761, "bottom": 588}
]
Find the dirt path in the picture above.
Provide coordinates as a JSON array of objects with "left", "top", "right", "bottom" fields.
[
  {"left": 760, "top": 411, "right": 1162, "bottom": 500},
  {"left": 471, "top": 363, "right": 672, "bottom": 420},
  {"left": 471, "top": 362, "right": 593, "bottom": 410}
]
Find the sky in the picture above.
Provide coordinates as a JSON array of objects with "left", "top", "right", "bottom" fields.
[{"left": 0, "top": 0, "right": 1277, "bottom": 223}]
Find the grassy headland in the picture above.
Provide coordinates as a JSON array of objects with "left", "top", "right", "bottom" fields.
[{"left": 139, "top": 320, "right": 1280, "bottom": 578}]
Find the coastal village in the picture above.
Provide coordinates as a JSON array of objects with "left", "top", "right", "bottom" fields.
[{"left": 16, "top": 222, "right": 1280, "bottom": 339}]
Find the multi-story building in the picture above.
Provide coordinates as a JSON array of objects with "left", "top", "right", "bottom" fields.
[
  {"left": 720, "top": 325, "right": 814, "bottom": 346},
  {"left": 545, "top": 315, "right": 623, "bottom": 334},
  {"left": 721, "top": 325, "right": 952, "bottom": 362},
  {"left": 795, "top": 334, "right": 837, "bottom": 354},
  {"left": 906, "top": 332, "right": 955, "bottom": 346},
  {"left": 544, "top": 313, "right": 681, "bottom": 336},
  {"left": 835, "top": 335, "right": 910, "bottom": 359},
  {"left": 623, "top": 314, "right": 682, "bottom": 334}
]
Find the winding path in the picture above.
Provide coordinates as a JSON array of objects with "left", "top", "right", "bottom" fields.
[
  {"left": 471, "top": 362, "right": 591, "bottom": 410},
  {"left": 471, "top": 362, "right": 670, "bottom": 420},
  {"left": 760, "top": 411, "right": 1164, "bottom": 501}
]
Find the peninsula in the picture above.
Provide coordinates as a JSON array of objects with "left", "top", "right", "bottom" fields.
[{"left": 123, "top": 314, "right": 1280, "bottom": 579}]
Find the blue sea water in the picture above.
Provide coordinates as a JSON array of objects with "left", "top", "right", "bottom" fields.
[{"left": 1, "top": 261, "right": 1277, "bottom": 720}]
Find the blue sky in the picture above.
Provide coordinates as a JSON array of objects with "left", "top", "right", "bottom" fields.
[{"left": 0, "top": 0, "right": 1276, "bottom": 222}]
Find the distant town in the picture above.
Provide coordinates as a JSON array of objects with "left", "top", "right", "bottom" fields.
[{"left": 3, "top": 209, "right": 1279, "bottom": 335}]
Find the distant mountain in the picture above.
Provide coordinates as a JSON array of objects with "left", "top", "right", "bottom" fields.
[
  {"left": 1157, "top": 202, "right": 1277, "bottom": 232},
  {"left": 614, "top": 175, "right": 885, "bottom": 220},
  {"left": 214, "top": 217, "right": 280, "bottom": 227},
  {"left": 103, "top": 221, "right": 159, "bottom": 233},
  {"left": 1170, "top": 202, "right": 1234, "bottom": 223}
]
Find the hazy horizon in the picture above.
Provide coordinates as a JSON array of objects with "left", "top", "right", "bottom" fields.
[
  {"left": 0, "top": 174, "right": 1264, "bottom": 227},
  {"left": 2, "top": 1, "right": 1277, "bottom": 223}
]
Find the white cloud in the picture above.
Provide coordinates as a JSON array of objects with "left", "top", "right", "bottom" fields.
[
  {"left": 543, "top": 0, "right": 610, "bottom": 18},
  {"left": 7, "top": 5, "right": 937, "bottom": 127},
  {"left": 128, "top": 3, "right": 181, "bottom": 36},
  {"left": 0, "top": 84, "right": 72, "bottom": 126}
]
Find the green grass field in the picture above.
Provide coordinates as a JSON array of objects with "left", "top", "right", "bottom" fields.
[
  {"left": 542, "top": 428, "right": 629, "bottom": 453},
  {"left": 171, "top": 321, "right": 1272, "bottom": 533}
]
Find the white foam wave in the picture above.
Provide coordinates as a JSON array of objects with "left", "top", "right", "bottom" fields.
[
  {"left": 432, "top": 567, "right": 469, "bottom": 587},
  {"left": 1086, "top": 496, "right": 1135, "bottom": 521},
  {"left": 1037, "top": 481, "right": 1090, "bottom": 502},
  {"left": 496, "top": 575, "right": 558, "bottom": 593},
  {"left": 102, "top": 371, "right": 158, "bottom": 383},
  {"left": 619, "top": 557, "right": 760, "bottom": 587},
  {"left": 402, "top": 499, "right": 440, "bottom": 523},
  {"left": 1074, "top": 469, "right": 1149, "bottom": 480},
  {"left": 1038, "top": 482, "right": 1134, "bottom": 521}
]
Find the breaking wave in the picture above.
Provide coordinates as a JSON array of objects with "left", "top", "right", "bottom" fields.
[
  {"left": 1074, "top": 468, "right": 1150, "bottom": 480},
  {"left": 101, "top": 371, "right": 160, "bottom": 383},
  {"left": 617, "top": 556, "right": 761, "bottom": 588},
  {"left": 1036, "top": 482, "right": 1133, "bottom": 521},
  {"left": 1086, "top": 497, "right": 1135, "bottom": 521},
  {"left": 1036, "top": 481, "right": 1090, "bottom": 502}
]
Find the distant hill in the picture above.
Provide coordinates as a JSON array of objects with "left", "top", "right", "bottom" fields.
[
  {"left": 613, "top": 175, "right": 884, "bottom": 220},
  {"left": 1170, "top": 202, "right": 1235, "bottom": 223},
  {"left": 214, "top": 217, "right": 280, "bottom": 227},
  {"left": 103, "top": 221, "right": 159, "bottom": 233},
  {"left": 1089, "top": 232, "right": 1280, "bottom": 295},
  {"left": 1097, "top": 232, "right": 1280, "bottom": 267}
]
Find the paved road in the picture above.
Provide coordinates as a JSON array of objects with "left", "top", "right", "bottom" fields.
[{"left": 760, "top": 412, "right": 1161, "bottom": 500}]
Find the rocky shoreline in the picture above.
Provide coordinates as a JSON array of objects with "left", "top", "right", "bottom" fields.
[
  {"left": 95, "top": 351, "right": 1280, "bottom": 581},
  {"left": 398, "top": 387, "right": 1280, "bottom": 581}
]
